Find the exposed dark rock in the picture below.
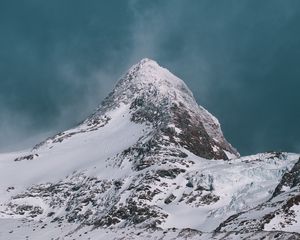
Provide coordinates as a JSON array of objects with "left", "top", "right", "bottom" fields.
[
  {"left": 6, "top": 186, "right": 15, "bottom": 192},
  {"left": 14, "top": 154, "right": 39, "bottom": 162},
  {"left": 164, "top": 194, "right": 176, "bottom": 204},
  {"left": 272, "top": 158, "right": 300, "bottom": 198},
  {"left": 186, "top": 181, "right": 194, "bottom": 188},
  {"left": 95, "top": 200, "right": 167, "bottom": 228},
  {"left": 156, "top": 168, "right": 186, "bottom": 179}
]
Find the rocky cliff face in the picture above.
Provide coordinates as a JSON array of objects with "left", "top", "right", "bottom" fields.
[
  {"left": 114, "top": 59, "right": 239, "bottom": 159},
  {"left": 0, "top": 59, "right": 299, "bottom": 240}
]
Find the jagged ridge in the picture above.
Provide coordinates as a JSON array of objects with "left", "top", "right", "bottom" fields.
[{"left": 85, "top": 58, "right": 239, "bottom": 160}]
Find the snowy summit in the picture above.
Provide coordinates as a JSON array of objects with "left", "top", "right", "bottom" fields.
[{"left": 0, "top": 59, "right": 299, "bottom": 240}]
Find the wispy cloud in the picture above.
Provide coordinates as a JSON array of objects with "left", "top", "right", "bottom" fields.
[{"left": 0, "top": 1, "right": 299, "bottom": 154}]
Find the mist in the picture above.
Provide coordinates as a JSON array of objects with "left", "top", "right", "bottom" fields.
[{"left": 0, "top": 0, "right": 299, "bottom": 155}]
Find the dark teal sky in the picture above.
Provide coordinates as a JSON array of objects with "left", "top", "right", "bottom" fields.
[{"left": 0, "top": 0, "right": 299, "bottom": 155}]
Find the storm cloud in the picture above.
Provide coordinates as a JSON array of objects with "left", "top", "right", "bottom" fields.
[{"left": 0, "top": 0, "right": 299, "bottom": 155}]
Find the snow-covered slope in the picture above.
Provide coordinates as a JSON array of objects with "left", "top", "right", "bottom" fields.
[{"left": 0, "top": 59, "right": 299, "bottom": 240}]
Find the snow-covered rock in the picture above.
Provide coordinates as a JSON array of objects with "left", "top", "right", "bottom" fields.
[{"left": 0, "top": 59, "right": 299, "bottom": 240}]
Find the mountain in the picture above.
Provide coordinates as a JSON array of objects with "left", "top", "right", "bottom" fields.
[{"left": 0, "top": 59, "right": 299, "bottom": 240}]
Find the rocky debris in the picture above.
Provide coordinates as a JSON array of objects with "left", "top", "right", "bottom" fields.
[
  {"left": 107, "top": 128, "right": 190, "bottom": 171},
  {"left": 95, "top": 200, "right": 167, "bottom": 228},
  {"left": 179, "top": 189, "right": 220, "bottom": 207},
  {"left": 215, "top": 188, "right": 300, "bottom": 234},
  {"left": 6, "top": 203, "right": 43, "bottom": 218},
  {"left": 6, "top": 186, "right": 15, "bottom": 192},
  {"left": 164, "top": 194, "right": 176, "bottom": 204},
  {"left": 213, "top": 230, "right": 300, "bottom": 240},
  {"left": 130, "top": 94, "right": 170, "bottom": 128},
  {"left": 2, "top": 168, "right": 170, "bottom": 228},
  {"left": 272, "top": 157, "right": 300, "bottom": 198},
  {"left": 3, "top": 174, "right": 115, "bottom": 224},
  {"left": 195, "top": 193, "right": 220, "bottom": 206},
  {"left": 156, "top": 168, "right": 186, "bottom": 179},
  {"left": 177, "top": 228, "right": 203, "bottom": 238},
  {"left": 33, "top": 115, "right": 111, "bottom": 150},
  {"left": 3, "top": 154, "right": 300, "bottom": 239},
  {"left": 14, "top": 154, "right": 39, "bottom": 162}
]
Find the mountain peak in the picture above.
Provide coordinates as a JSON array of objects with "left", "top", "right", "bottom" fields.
[
  {"left": 34, "top": 58, "right": 239, "bottom": 160},
  {"left": 87, "top": 58, "right": 239, "bottom": 160},
  {"left": 134, "top": 57, "right": 159, "bottom": 67},
  {"left": 118, "top": 58, "right": 190, "bottom": 96},
  {"left": 3, "top": 59, "right": 299, "bottom": 240}
]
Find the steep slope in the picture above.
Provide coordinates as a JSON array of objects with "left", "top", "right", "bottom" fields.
[
  {"left": 216, "top": 156, "right": 300, "bottom": 235},
  {"left": 0, "top": 59, "right": 299, "bottom": 240}
]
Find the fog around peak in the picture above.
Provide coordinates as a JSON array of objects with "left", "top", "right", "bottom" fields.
[{"left": 0, "top": 0, "right": 299, "bottom": 154}]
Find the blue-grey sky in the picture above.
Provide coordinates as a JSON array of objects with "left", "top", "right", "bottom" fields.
[{"left": 0, "top": 0, "right": 299, "bottom": 155}]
